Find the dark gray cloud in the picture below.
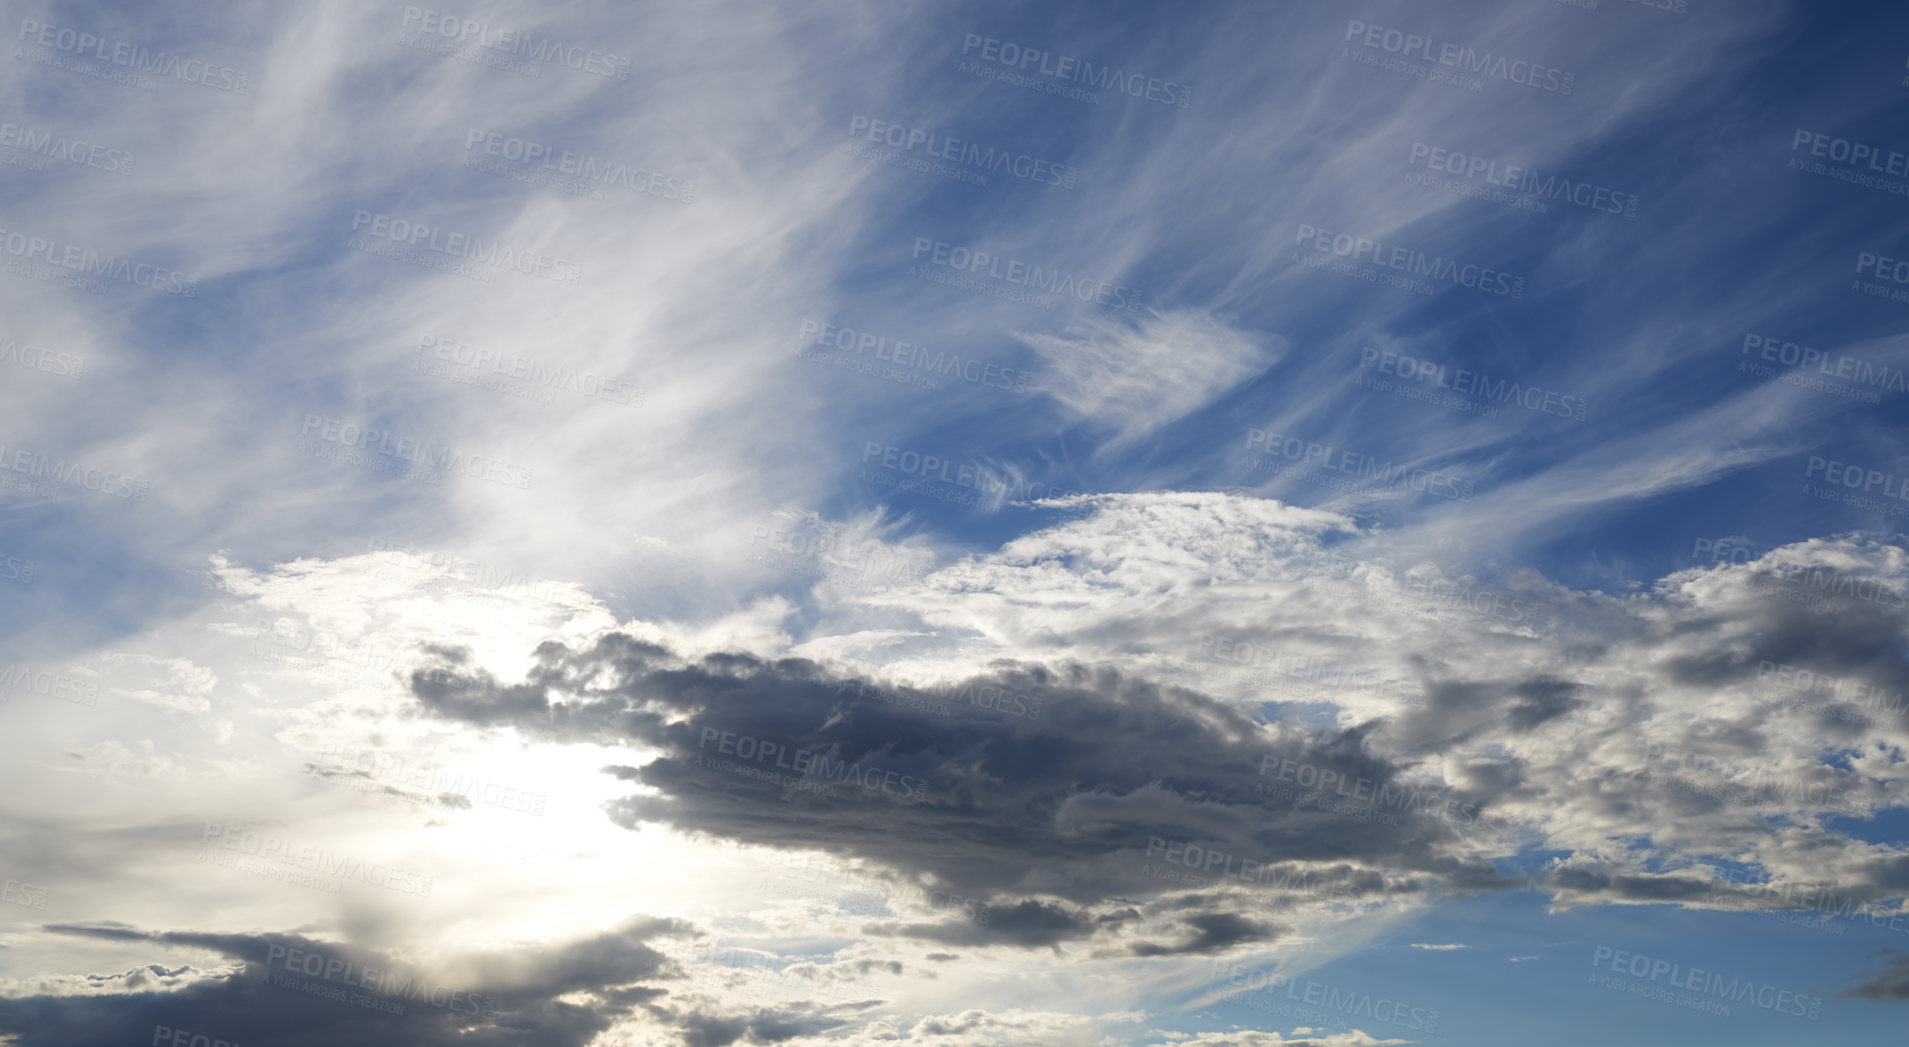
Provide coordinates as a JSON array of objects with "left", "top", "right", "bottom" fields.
[
  {"left": 674, "top": 1007, "right": 848, "bottom": 1047},
  {"left": 1545, "top": 866, "right": 1719, "bottom": 903},
  {"left": 1127, "top": 911, "right": 1282, "bottom": 957},
  {"left": 1650, "top": 564, "right": 1909, "bottom": 719},
  {"left": 403, "top": 636, "right": 1516, "bottom": 951},
  {"left": 1506, "top": 677, "right": 1584, "bottom": 732},
  {"left": 1839, "top": 949, "right": 1909, "bottom": 1001},
  {"left": 872, "top": 901, "right": 1098, "bottom": 950},
  {"left": 0, "top": 918, "right": 777, "bottom": 1047}
]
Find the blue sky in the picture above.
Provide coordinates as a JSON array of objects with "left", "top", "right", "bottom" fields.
[{"left": 2, "top": 1, "right": 1909, "bottom": 1045}]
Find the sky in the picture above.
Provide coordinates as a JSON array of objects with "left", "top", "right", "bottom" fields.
[{"left": 2, "top": 0, "right": 1909, "bottom": 1044}]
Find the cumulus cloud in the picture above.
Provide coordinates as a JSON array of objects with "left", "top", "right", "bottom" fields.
[{"left": 394, "top": 493, "right": 1909, "bottom": 948}]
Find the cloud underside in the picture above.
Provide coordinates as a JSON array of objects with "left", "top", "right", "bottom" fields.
[{"left": 386, "top": 494, "right": 1909, "bottom": 945}]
